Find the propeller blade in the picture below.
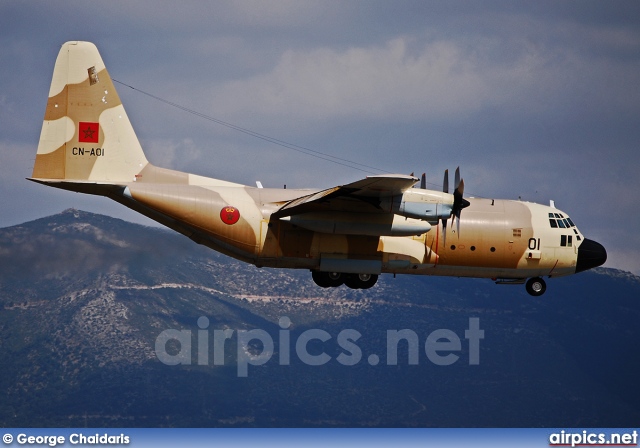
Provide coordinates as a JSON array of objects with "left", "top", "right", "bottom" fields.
[
  {"left": 456, "top": 178, "right": 464, "bottom": 197},
  {"left": 441, "top": 167, "right": 470, "bottom": 243},
  {"left": 451, "top": 169, "right": 470, "bottom": 239},
  {"left": 443, "top": 169, "right": 449, "bottom": 194},
  {"left": 420, "top": 173, "right": 426, "bottom": 189},
  {"left": 442, "top": 217, "right": 448, "bottom": 246},
  {"left": 454, "top": 208, "right": 462, "bottom": 236}
]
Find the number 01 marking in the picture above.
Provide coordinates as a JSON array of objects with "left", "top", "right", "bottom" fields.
[{"left": 528, "top": 238, "right": 540, "bottom": 250}]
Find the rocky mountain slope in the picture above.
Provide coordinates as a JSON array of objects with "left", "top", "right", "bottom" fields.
[{"left": 0, "top": 209, "right": 638, "bottom": 427}]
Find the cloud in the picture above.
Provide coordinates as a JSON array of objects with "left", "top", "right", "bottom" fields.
[
  {"left": 206, "top": 38, "right": 489, "bottom": 125},
  {"left": 606, "top": 248, "right": 640, "bottom": 276},
  {"left": 142, "top": 138, "right": 202, "bottom": 170},
  {"left": 156, "top": 14, "right": 640, "bottom": 138},
  {"left": 200, "top": 27, "right": 640, "bottom": 133}
]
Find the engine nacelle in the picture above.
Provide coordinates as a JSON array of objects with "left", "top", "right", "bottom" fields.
[
  {"left": 281, "top": 211, "right": 431, "bottom": 236},
  {"left": 380, "top": 189, "right": 454, "bottom": 224}
]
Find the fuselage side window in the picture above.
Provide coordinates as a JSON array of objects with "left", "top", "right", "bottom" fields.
[{"left": 561, "top": 235, "right": 567, "bottom": 247}]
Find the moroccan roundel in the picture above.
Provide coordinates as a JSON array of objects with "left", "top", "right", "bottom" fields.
[{"left": 220, "top": 206, "right": 240, "bottom": 225}]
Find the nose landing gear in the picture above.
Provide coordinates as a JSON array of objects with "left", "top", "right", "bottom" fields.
[{"left": 525, "top": 277, "right": 547, "bottom": 296}]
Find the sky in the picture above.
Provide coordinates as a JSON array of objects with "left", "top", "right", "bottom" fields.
[{"left": 1, "top": 1, "right": 639, "bottom": 274}]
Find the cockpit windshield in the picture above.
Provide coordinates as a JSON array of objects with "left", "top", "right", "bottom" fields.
[
  {"left": 548, "top": 212, "right": 576, "bottom": 229},
  {"left": 549, "top": 212, "right": 582, "bottom": 243}
]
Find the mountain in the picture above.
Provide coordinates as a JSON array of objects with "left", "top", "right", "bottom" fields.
[{"left": 0, "top": 209, "right": 638, "bottom": 427}]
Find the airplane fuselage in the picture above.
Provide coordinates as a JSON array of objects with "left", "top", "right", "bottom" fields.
[
  {"left": 30, "top": 41, "right": 607, "bottom": 296},
  {"left": 119, "top": 172, "right": 588, "bottom": 281}
]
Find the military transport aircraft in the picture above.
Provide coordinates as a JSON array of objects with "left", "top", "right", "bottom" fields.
[{"left": 29, "top": 41, "right": 607, "bottom": 296}]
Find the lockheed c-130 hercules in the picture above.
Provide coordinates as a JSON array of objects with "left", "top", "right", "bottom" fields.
[{"left": 29, "top": 41, "right": 607, "bottom": 296}]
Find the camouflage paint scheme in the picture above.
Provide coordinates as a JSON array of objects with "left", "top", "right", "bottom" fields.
[{"left": 29, "top": 42, "right": 606, "bottom": 294}]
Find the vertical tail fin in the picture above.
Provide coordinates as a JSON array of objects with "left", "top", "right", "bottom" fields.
[{"left": 31, "top": 41, "right": 148, "bottom": 184}]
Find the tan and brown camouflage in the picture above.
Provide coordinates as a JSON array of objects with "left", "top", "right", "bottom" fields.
[{"left": 29, "top": 42, "right": 607, "bottom": 295}]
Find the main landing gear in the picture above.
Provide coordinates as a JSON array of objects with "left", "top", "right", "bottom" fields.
[
  {"left": 525, "top": 277, "right": 547, "bottom": 296},
  {"left": 311, "top": 271, "right": 378, "bottom": 289}
]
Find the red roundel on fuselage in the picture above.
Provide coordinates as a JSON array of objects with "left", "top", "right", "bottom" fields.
[{"left": 220, "top": 206, "right": 240, "bottom": 225}]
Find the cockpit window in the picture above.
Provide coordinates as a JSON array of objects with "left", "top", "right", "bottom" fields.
[
  {"left": 549, "top": 214, "right": 577, "bottom": 229},
  {"left": 560, "top": 235, "right": 573, "bottom": 247}
]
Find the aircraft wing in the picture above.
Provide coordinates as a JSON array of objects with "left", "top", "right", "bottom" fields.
[{"left": 273, "top": 174, "right": 418, "bottom": 217}]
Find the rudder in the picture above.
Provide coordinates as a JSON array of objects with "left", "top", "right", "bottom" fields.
[{"left": 32, "top": 41, "right": 148, "bottom": 184}]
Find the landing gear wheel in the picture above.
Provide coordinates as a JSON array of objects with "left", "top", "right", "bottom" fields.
[
  {"left": 312, "top": 271, "right": 331, "bottom": 288},
  {"left": 311, "top": 271, "right": 344, "bottom": 288},
  {"left": 344, "top": 275, "right": 360, "bottom": 289},
  {"left": 326, "top": 272, "right": 344, "bottom": 287},
  {"left": 357, "top": 273, "right": 378, "bottom": 289},
  {"left": 344, "top": 274, "right": 378, "bottom": 290},
  {"left": 526, "top": 277, "right": 546, "bottom": 296}
]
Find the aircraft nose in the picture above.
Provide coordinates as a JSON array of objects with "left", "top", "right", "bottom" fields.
[{"left": 575, "top": 238, "right": 607, "bottom": 273}]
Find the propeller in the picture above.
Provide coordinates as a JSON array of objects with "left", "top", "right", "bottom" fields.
[
  {"left": 441, "top": 169, "right": 449, "bottom": 244},
  {"left": 451, "top": 167, "right": 470, "bottom": 235},
  {"left": 420, "top": 173, "right": 426, "bottom": 189},
  {"left": 441, "top": 167, "right": 470, "bottom": 243}
]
